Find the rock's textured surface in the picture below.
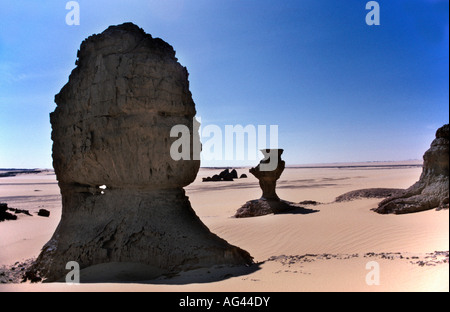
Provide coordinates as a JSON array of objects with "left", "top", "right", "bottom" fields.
[
  {"left": 51, "top": 23, "right": 198, "bottom": 189},
  {"left": 31, "top": 23, "right": 252, "bottom": 282},
  {"left": 0, "top": 203, "right": 17, "bottom": 222},
  {"left": 335, "top": 188, "right": 403, "bottom": 202},
  {"left": 375, "top": 124, "right": 449, "bottom": 214},
  {"left": 202, "top": 168, "right": 242, "bottom": 182},
  {"left": 37, "top": 209, "right": 50, "bottom": 217}
]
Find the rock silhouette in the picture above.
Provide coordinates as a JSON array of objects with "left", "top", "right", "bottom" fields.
[
  {"left": 31, "top": 23, "right": 252, "bottom": 282},
  {"left": 202, "top": 168, "right": 242, "bottom": 182},
  {"left": 37, "top": 209, "right": 50, "bottom": 217},
  {"left": 0, "top": 203, "right": 17, "bottom": 222},
  {"left": 374, "top": 124, "right": 449, "bottom": 214},
  {"left": 250, "top": 149, "right": 285, "bottom": 200},
  {"left": 235, "top": 149, "right": 316, "bottom": 218}
]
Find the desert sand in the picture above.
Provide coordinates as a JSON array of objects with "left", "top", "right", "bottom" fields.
[{"left": 0, "top": 162, "right": 448, "bottom": 292}]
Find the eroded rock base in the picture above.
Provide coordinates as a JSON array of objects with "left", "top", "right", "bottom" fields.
[
  {"left": 235, "top": 199, "right": 319, "bottom": 218},
  {"left": 32, "top": 188, "right": 252, "bottom": 282}
]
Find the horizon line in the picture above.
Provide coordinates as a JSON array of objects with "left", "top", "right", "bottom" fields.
[{"left": 0, "top": 159, "right": 423, "bottom": 172}]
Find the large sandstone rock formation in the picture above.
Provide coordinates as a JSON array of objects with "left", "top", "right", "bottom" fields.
[
  {"left": 31, "top": 23, "right": 252, "bottom": 282},
  {"left": 375, "top": 124, "right": 449, "bottom": 214}
]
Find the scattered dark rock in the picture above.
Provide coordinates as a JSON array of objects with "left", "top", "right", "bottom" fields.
[
  {"left": 37, "top": 209, "right": 50, "bottom": 217},
  {"left": 22, "top": 270, "right": 42, "bottom": 283},
  {"left": 11, "top": 208, "right": 32, "bottom": 216},
  {"left": 202, "top": 169, "right": 243, "bottom": 182},
  {"left": 0, "top": 203, "right": 18, "bottom": 222},
  {"left": 267, "top": 251, "right": 449, "bottom": 268},
  {"left": 220, "top": 169, "right": 236, "bottom": 181},
  {"left": 240, "top": 174, "right": 248, "bottom": 179},
  {"left": 0, "top": 259, "right": 37, "bottom": 284},
  {"left": 222, "top": 175, "right": 234, "bottom": 181},
  {"left": 219, "top": 169, "right": 230, "bottom": 179},
  {"left": 0, "top": 212, "right": 17, "bottom": 221},
  {"left": 0, "top": 203, "right": 34, "bottom": 220}
]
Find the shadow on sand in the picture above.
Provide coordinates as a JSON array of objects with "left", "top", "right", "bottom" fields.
[{"left": 70, "top": 262, "right": 262, "bottom": 285}]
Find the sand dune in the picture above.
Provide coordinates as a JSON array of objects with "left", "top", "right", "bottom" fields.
[{"left": 0, "top": 162, "right": 448, "bottom": 291}]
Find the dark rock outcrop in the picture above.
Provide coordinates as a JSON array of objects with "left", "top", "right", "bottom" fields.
[
  {"left": 219, "top": 169, "right": 230, "bottom": 180},
  {"left": 202, "top": 168, "right": 242, "bottom": 182},
  {"left": 37, "top": 209, "right": 50, "bottom": 217},
  {"left": 11, "top": 208, "right": 32, "bottom": 216},
  {"left": 374, "top": 124, "right": 449, "bottom": 214},
  {"left": 0, "top": 203, "right": 17, "bottom": 222}
]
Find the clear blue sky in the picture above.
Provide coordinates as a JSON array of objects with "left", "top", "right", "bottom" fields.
[{"left": 0, "top": 0, "right": 448, "bottom": 168}]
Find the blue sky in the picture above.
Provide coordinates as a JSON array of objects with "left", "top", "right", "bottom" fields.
[{"left": 0, "top": 0, "right": 448, "bottom": 168}]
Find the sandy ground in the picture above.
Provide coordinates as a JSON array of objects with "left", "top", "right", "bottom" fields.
[{"left": 0, "top": 162, "right": 448, "bottom": 292}]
